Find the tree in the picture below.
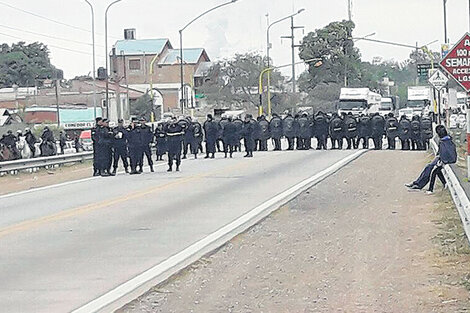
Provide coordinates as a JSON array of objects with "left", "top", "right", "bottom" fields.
[
  {"left": 198, "top": 52, "right": 284, "bottom": 108},
  {"left": 299, "top": 20, "right": 362, "bottom": 91},
  {"left": 131, "top": 93, "right": 153, "bottom": 119},
  {"left": 0, "top": 42, "right": 61, "bottom": 88}
]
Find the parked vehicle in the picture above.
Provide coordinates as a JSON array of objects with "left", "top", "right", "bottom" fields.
[{"left": 337, "top": 88, "right": 381, "bottom": 116}]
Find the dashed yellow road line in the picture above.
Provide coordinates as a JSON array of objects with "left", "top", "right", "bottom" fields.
[{"left": 0, "top": 160, "right": 252, "bottom": 239}]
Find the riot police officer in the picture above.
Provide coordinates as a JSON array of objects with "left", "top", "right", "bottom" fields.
[
  {"left": 204, "top": 114, "right": 218, "bottom": 159},
  {"left": 222, "top": 117, "right": 238, "bottom": 158},
  {"left": 314, "top": 111, "right": 329, "bottom": 150},
  {"left": 243, "top": 114, "right": 255, "bottom": 157},
  {"left": 191, "top": 119, "right": 204, "bottom": 159},
  {"left": 258, "top": 115, "right": 270, "bottom": 151},
  {"left": 410, "top": 115, "right": 421, "bottom": 150},
  {"left": 139, "top": 117, "right": 154, "bottom": 172},
  {"left": 165, "top": 117, "right": 185, "bottom": 171},
  {"left": 398, "top": 115, "right": 411, "bottom": 150},
  {"left": 180, "top": 117, "right": 194, "bottom": 159},
  {"left": 112, "top": 119, "right": 129, "bottom": 174},
  {"left": 297, "top": 113, "right": 311, "bottom": 150},
  {"left": 420, "top": 115, "right": 433, "bottom": 150},
  {"left": 357, "top": 114, "right": 371, "bottom": 149},
  {"left": 344, "top": 113, "right": 358, "bottom": 149},
  {"left": 370, "top": 113, "right": 385, "bottom": 150},
  {"left": 269, "top": 113, "right": 283, "bottom": 151},
  {"left": 385, "top": 113, "right": 399, "bottom": 150},
  {"left": 154, "top": 122, "right": 167, "bottom": 161},
  {"left": 283, "top": 114, "right": 296, "bottom": 150},
  {"left": 127, "top": 118, "right": 143, "bottom": 175},
  {"left": 329, "top": 114, "right": 344, "bottom": 149}
]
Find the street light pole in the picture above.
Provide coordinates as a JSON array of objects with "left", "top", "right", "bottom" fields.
[
  {"left": 83, "top": 0, "right": 97, "bottom": 119},
  {"left": 105, "top": 0, "right": 122, "bottom": 120},
  {"left": 265, "top": 9, "right": 305, "bottom": 116},
  {"left": 179, "top": 0, "right": 238, "bottom": 116}
]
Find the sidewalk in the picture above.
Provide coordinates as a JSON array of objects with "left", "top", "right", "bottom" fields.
[{"left": 118, "top": 151, "right": 470, "bottom": 313}]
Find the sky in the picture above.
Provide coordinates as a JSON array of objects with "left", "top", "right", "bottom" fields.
[{"left": 0, "top": 0, "right": 469, "bottom": 79}]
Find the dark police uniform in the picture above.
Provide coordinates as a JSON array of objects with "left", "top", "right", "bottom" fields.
[
  {"left": 370, "top": 113, "right": 385, "bottom": 150},
  {"left": 204, "top": 116, "right": 218, "bottom": 158},
  {"left": 329, "top": 114, "right": 344, "bottom": 149},
  {"left": 127, "top": 123, "right": 143, "bottom": 174},
  {"left": 269, "top": 114, "right": 283, "bottom": 151},
  {"left": 385, "top": 114, "right": 399, "bottom": 150},
  {"left": 112, "top": 124, "right": 129, "bottom": 173},
  {"left": 357, "top": 115, "right": 371, "bottom": 149},
  {"left": 165, "top": 121, "right": 184, "bottom": 171},
  {"left": 398, "top": 116, "right": 411, "bottom": 150},
  {"left": 314, "top": 112, "right": 329, "bottom": 150},
  {"left": 283, "top": 114, "right": 296, "bottom": 150}
]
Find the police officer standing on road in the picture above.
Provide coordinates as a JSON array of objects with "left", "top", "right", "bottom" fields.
[
  {"left": 181, "top": 116, "right": 194, "bottom": 159},
  {"left": 410, "top": 115, "right": 421, "bottom": 150},
  {"left": 112, "top": 119, "right": 129, "bottom": 174},
  {"left": 154, "top": 122, "right": 167, "bottom": 161},
  {"left": 357, "top": 114, "right": 371, "bottom": 149},
  {"left": 204, "top": 114, "right": 218, "bottom": 159},
  {"left": 297, "top": 113, "right": 311, "bottom": 150},
  {"left": 269, "top": 113, "right": 283, "bottom": 151},
  {"left": 191, "top": 119, "right": 204, "bottom": 159},
  {"left": 242, "top": 114, "right": 255, "bottom": 157},
  {"left": 166, "top": 117, "right": 185, "bottom": 172},
  {"left": 314, "top": 111, "right": 329, "bottom": 150},
  {"left": 420, "top": 115, "right": 433, "bottom": 150},
  {"left": 283, "top": 114, "right": 296, "bottom": 150},
  {"left": 233, "top": 117, "right": 243, "bottom": 152},
  {"left": 91, "top": 117, "right": 102, "bottom": 176},
  {"left": 95, "top": 119, "right": 114, "bottom": 176},
  {"left": 344, "top": 113, "right": 358, "bottom": 149},
  {"left": 127, "top": 118, "right": 143, "bottom": 175},
  {"left": 139, "top": 117, "right": 154, "bottom": 173},
  {"left": 398, "top": 115, "right": 411, "bottom": 150},
  {"left": 222, "top": 116, "right": 238, "bottom": 158},
  {"left": 329, "top": 113, "right": 344, "bottom": 149},
  {"left": 258, "top": 115, "right": 270, "bottom": 151},
  {"left": 385, "top": 113, "right": 399, "bottom": 150},
  {"left": 370, "top": 113, "right": 385, "bottom": 150}
]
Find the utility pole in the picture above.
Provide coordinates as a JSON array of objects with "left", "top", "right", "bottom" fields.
[
  {"left": 443, "top": 0, "right": 448, "bottom": 44},
  {"left": 348, "top": 0, "right": 352, "bottom": 21},
  {"left": 281, "top": 16, "right": 304, "bottom": 93},
  {"left": 55, "top": 80, "right": 60, "bottom": 127}
]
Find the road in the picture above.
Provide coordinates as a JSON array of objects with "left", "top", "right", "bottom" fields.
[{"left": 0, "top": 149, "right": 358, "bottom": 312}]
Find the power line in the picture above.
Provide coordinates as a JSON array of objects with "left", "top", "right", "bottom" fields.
[
  {"left": 0, "top": 1, "right": 120, "bottom": 40},
  {"left": 0, "top": 31, "right": 105, "bottom": 57},
  {"left": 0, "top": 23, "right": 104, "bottom": 48}
]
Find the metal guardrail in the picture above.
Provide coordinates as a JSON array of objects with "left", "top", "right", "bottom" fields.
[
  {"left": 431, "top": 138, "right": 470, "bottom": 244},
  {"left": 0, "top": 152, "right": 93, "bottom": 174}
]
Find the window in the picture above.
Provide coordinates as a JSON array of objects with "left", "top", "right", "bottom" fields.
[{"left": 129, "top": 59, "right": 141, "bottom": 70}]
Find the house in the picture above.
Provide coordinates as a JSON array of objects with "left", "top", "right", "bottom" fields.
[{"left": 110, "top": 29, "right": 212, "bottom": 114}]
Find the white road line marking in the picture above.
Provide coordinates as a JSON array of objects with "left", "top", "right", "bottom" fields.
[
  {"left": 72, "top": 150, "right": 366, "bottom": 313},
  {"left": 0, "top": 163, "right": 167, "bottom": 200}
]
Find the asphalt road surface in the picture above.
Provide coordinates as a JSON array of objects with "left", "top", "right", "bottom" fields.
[{"left": 0, "top": 149, "right": 358, "bottom": 312}]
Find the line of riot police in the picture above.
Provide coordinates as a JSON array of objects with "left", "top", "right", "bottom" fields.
[{"left": 91, "top": 111, "right": 433, "bottom": 176}]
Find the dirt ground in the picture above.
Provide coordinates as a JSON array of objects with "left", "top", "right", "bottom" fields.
[
  {"left": 118, "top": 151, "right": 470, "bottom": 313},
  {"left": 0, "top": 161, "right": 93, "bottom": 195}
]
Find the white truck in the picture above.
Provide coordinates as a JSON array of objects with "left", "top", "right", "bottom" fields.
[
  {"left": 338, "top": 88, "right": 382, "bottom": 116},
  {"left": 399, "top": 86, "right": 432, "bottom": 119}
]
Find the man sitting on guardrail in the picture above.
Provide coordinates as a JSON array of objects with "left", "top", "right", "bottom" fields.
[{"left": 405, "top": 125, "right": 457, "bottom": 194}]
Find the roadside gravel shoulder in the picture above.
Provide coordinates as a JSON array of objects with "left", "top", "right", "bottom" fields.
[{"left": 119, "top": 150, "right": 470, "bottom": 313}]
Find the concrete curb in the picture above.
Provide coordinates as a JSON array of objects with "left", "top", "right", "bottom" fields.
[
  {"left": 71, "top": 150, "right": 367, "bottom": 313},
  {"left": 431, "top": 139, "right": 470, "bottom": 244}
]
